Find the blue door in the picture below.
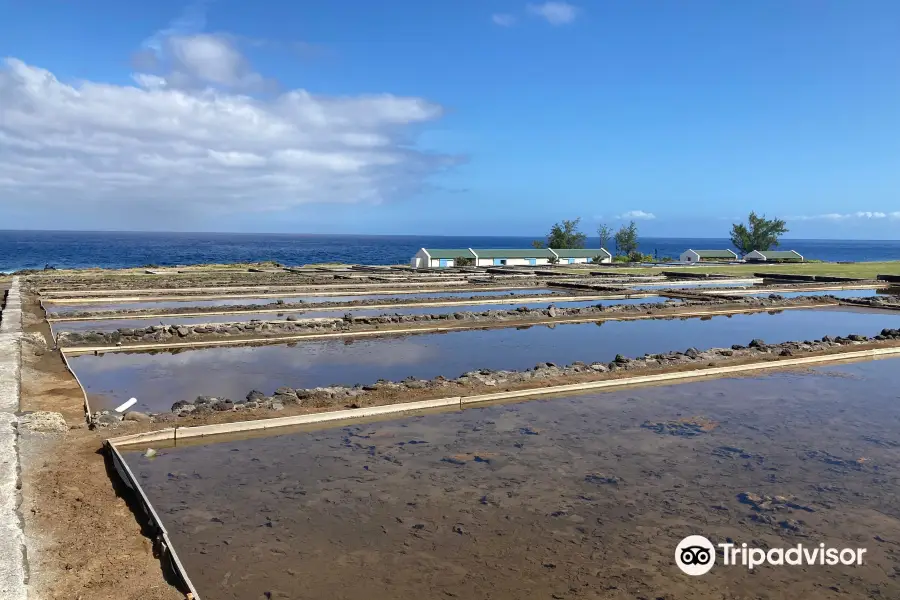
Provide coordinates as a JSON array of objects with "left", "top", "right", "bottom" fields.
[
  {"left": 528, "top": 258, "right": 537, "bottom": 265},
  {"left": 493, "top": 258, "right": 504, "bottom": 265},
  {"left": 439, "top": 259, "right": 449, "bottom": 267}
]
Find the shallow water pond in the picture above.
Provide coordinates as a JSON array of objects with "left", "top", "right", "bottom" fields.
[
  {"left": 45, "top": 288, "right": 560, "bottom": 315},
  {"left": 51, "top": 296, "right": 670, "bottom": 334},
  {"left": 71, "top": 307, "right": 900, "bottom": 412},
  {"left": 123, "top": 358, "right": 900, "bottom": 600}
]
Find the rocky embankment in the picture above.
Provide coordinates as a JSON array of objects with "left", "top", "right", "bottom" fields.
[
  {"left": 30, "top": 272, "right": 563, "bottom": 294},
  {"left": 842, "top": 294, "right": 900, "bottom": 309},
  {"left": 90, "top": 328, "right": 900, "bottom": 426},
  {"left": 58, "top": 295, "right": 835, "bottom": 347}
]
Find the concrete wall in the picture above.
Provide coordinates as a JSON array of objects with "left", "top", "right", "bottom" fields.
[
  {"left": 0, "top": 278, "right": 26, "bottom": 600},
  {"left": 681, "top": 251, "right": 699, "bottom": 263},
  {"left": 557, "top": 257, "right": 592, "bottom": 265},
  {"left": 429, "top": 258, "right": 455, "bottom": 268},
  {"left": 475, "top": 257, "right": 550, "bottom": 267}
]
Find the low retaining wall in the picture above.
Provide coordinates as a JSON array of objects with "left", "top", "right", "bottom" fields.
[
  {"left": 104, "top": 442, "right": 201, "bottom": 599},
  {"left": 89, "top": 328, "right": 900, "bottom": 426},
  {"left": 57, "top": 296, "right": 832, "bottom": 348},
  {"left": 547, "top": 281, "right": 628, "bottom": 292}
]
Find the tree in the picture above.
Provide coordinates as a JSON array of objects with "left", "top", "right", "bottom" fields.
[
  {"left": 454, "top": 256, "right": 474, "bottom": 266},
  {"left": 730, "top": 212, "right": 788, "bottom": 256},
  {"left": 614, "top": 221, "right": 639, "bottom": 257},
  {"left": 597, "top": 224, "right": 613, "bottom": 251},
  {"left": 536, "top": 218, "right": 587, "bottom": 249}
]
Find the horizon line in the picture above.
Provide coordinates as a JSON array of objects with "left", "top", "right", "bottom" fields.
[{"left": 0, "top": 229, "right": 898, "bottom": 242}]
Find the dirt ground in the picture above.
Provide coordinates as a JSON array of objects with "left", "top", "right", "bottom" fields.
[{"left": 18, "top": 295, "right": 184, "bottom": 600}]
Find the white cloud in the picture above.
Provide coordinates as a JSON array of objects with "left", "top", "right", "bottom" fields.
[
  {"left": 790, "top": 212, "right": 899, "bottom": 221},
  {"left": 527, "top": 2, "right": 579, "bottom": 25},
  {"left": 616, "top": 210, "right": 656, "bottom": 220},
  {"left": 0, "top": 57, "right": 455, "bottom": 220},
  {"left": 492, "top": 13, "right": 517, "bottom": 27}
]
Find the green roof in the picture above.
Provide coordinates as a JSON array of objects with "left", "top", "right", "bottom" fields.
[
  {"left": 691, "top": 249, "right": 737, "bottom": 258},
  {"left": 552, "top": 248, "right": 610, "bottom": 258},
  {"left": 753, "top": 250, "right": 803, "bottom": 259},
  {"left": 471, "top": 248, "right": 556, "bottom": 259},
  {"left": 422, "top": 248, "right": 476, "bottom": 259}
]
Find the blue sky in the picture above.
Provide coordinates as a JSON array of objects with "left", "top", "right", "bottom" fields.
[{"left": 1, "top": 0, "right": 899, "bottom": 238}]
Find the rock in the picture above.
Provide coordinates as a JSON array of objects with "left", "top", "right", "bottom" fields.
[
  {"left": 589, "top": 362, "right": 609, "bottom": 372},
  {"left": 171, "top": 400, "right": 192, "bottom": 412},
  {"left": 749, "top": 339, "right": 766, "bottom": 348},
  {"left": 123, "top": 411, "right": 152, "bottom": 422},
  {"left": 779, "top": 349, "right": 793, "bottom": 356},
  {"left": 684, "top": 347, "right": 700, "bottom": 359},
  {"left": 272, "top": 393, "right": 298, "bottom": 405},
  {"left": 195, "top": 395, "right": 215, "bottom": 405},
  {"left": 848, "top": 334, "right": 868, "bottom": 342},
  {"left": 271, "top": 401, "right": 285, "bottom": 411},
  {"left": 731, "top": 344, "right": 744, "bottom": 350},
  {"left": 176, "top": 327, "right": 190, "bottom": 337},
  {"left": 547, "top": 305, "right": 557, "bottom": 318},
  {"left": 143, "top": 448, "right": 157, "bottom": 458},
  {"left": 246, "top": 390, "right": 266, "bottom": 401},
  {"left": 274, "top": 387, "right": 297, "bottom": 398},
  {"left": 19, "top": 411, "right": 68, "bottom": 433},
  {"left": 614, "top": 354, "right": 630, "bottom": 364},
  {"left": 212, "top": 399, "right": 234, "bottom": 411},
  {"left": 822, "top": 335, "right": 835, "bottom": 343},
  {"left": 95, "top": 413, "right": 123, "bottom": 426}
]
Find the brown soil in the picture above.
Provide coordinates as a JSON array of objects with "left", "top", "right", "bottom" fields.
[{"left": 18, "top": 294, "right": 184, "bottom": 599}]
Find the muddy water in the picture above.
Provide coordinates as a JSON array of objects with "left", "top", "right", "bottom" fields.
[
  {"left": 51, "top": 297, "right": 672, "bottom": 334},
  {"left": 123, "top": 359, "right": 900, "bottom": 600},
  {"left": 44, "top": 288, "right": 560, "bottom": 315},
  {"left": 71, "top": 307, "right": 900, "bottom": 412}
]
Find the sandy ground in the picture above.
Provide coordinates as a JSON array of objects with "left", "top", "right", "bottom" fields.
[{"left": 18, "top": 294, "right": 184, "bottom": 599}]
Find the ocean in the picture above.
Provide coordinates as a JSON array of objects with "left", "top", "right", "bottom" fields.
[{"left": 1, "top": 230, "right": 898, "bottom": 272}]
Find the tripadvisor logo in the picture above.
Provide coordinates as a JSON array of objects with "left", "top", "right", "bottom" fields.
[{"left": 675, "top": 535, "right": 867, "bottom": 576}]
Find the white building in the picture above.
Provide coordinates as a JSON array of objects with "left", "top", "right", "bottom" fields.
[
  {"left": 409, "top": 248, "right": 476, "bottom": 268},
  {"left": 679, "top": 249, "right": 738, "bottom": 263},
  {"left": 552, "top": 248, "right": 612, "bottom": 264},
  {"left": 744, "top": 250, "right": 804, "bottom": 262},
  {"left": 410, "top": 247, "right": 613, "bottom": 268}
]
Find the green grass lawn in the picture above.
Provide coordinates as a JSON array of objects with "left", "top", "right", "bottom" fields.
[{"left": 561, "top": 261, "right": 900, "bottom": 279}]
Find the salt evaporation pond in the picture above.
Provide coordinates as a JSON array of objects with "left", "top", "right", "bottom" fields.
[
  {"left": 121, "top": 358, "right": 900, "bottom": 600},
  {"left": 51, "top": 297, "right": 671, "bottom": 333},
  {"left": 46, "top": 288, "right": 563, "bottom": 314},
  {"left": 71, "top": 307, "right": 900, "bottom": 412},
  {"left": 45, "top": 288, "right": 561, "bottom": 315},
  {"left": 740, "top": 288, "right": 887, "bottom": 299}
]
